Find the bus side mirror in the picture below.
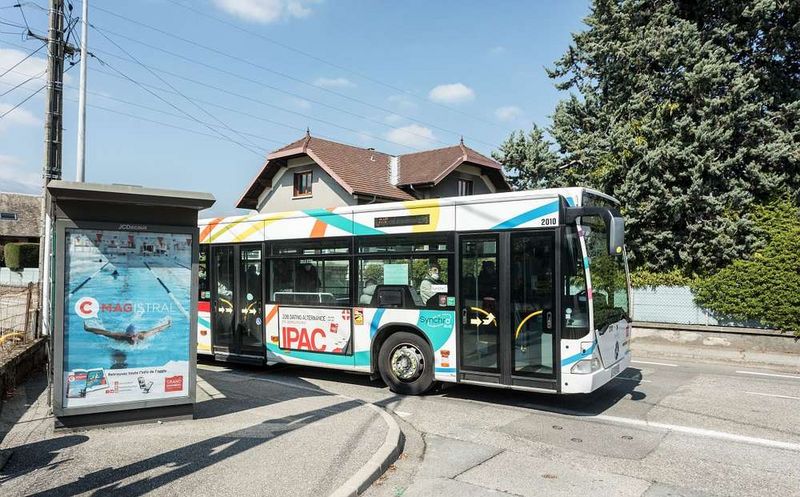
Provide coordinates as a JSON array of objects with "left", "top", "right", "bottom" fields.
[{"left": 564, "top": 205, "right": 625, "bottom": 256}]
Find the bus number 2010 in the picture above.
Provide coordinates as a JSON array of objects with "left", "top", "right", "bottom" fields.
[{"left": 540, "top": 218, "right": 557, "bottom": 226}]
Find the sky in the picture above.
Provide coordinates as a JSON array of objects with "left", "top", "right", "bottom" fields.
[{"left": 0, "top": 0, "right": 590, "bottom": 216}]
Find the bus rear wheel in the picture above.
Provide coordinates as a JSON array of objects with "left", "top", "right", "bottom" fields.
[{"left": 378, "top": 332, "right": 435, "bottom": 395}]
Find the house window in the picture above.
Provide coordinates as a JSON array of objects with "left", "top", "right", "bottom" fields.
[
  {"left": 457, "top": 179, "right": 473, "bottom": 196},
  {"left": 0, "top": 212, "right": 18, "bottom": 220},
  {"left": 293, "top": 171, "right": 312, "bottom": 197}
]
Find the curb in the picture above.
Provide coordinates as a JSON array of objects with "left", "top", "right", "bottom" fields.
[
  {"left": 199, "top": 367, "right": 406, "bottom": 497},
  {"left": 328, "top": 404, "right": 405, "bottom": 497}
]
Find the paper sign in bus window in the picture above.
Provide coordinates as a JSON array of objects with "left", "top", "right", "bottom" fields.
[{"left": 384, "top": 263, "right": 409, "bottom": 284}]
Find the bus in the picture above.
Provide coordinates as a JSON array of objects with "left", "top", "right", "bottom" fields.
[{"left": 197, "top": 188, "right": 631, "bottom": 395}]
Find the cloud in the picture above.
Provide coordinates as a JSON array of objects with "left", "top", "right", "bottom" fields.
[
  {"left": 494, "top": 105, "right": 523, "bottom": 122},
  {"left": 0, "top": 104, "right": 40, "bottom": 132},
  {"left": 212, "top": 0, "right": 315, "bottom": 24},
  {"left": 0, "top": 155, "right": 40, "bottom": 194},
  {"left": 313, "top": 77, "right": 355, "bottom": 89},
  {"left": 428, "top": 83, "right": 475, "bottom": 104},
  {"left": 388, "top": 95, "right": 418, "bottom": 111},
  {"left": 384, "top": 114, "right": 404, "bottom": 125},
  {"left": 290, "top": 97, "right": 312, "bottom": 110},
  {"left": 384, "top": 124, "right": 437, "bottom": 149},
  {"left": 0, "top": 48, "right": 48, "bottom": 89}
]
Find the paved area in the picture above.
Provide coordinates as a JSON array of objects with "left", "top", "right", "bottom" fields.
[
  {"left": 3, "top": 355, "right": 799, "bottom": 496},
  {"left": 241, "top": 358, "right": 800, "bottom": 497},
  {"left": 0, "top": 364, "right": 392, "bottom": 497}
]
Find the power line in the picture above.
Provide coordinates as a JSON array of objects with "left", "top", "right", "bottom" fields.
[
  {"left": 90, "top": 26, "right": 266, "bottom": 157},
  {"left": 0, "top": 41, "right": 44, "bottom": 77},
  {"left": 88, "top": 39, "right": 265, "bottom": 158},
  {"left": 164, "top": 0, "right": 516, "bottom": 135},
  {"left": 0, "top": 75, "right": 278, "bottom": 152},
  {"left": 88, "top": 24, "right": 457, "bottom": 151},
  {"left": 89, "top": 6, "right": 502, "bottom": 150},
  {"left": 87, "top": 60, "right": 427, "bottom": 152},
  {"left": 0, "top": 81, "right": 44, "bottom": 118},
  {"left": 0, "top": 68, "right": 45, "bottom": 96}
]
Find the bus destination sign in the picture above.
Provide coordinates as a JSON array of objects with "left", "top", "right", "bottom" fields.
[{"left": 374, "top": 214, "right": 430, "bottom": 228}]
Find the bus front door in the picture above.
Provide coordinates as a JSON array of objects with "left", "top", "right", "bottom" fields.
[
  {"left": 211, "top": 244, "right": 265, "bottom": 363},
  {"left": 459, "top": 231, "right": 557, "bottom": 390}
]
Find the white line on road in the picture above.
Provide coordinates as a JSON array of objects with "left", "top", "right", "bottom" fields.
[
  {"left": 394, "top": 410, "right": 413, "bottom": 418},
  {"left": 631, "top": 360, "right": 678, "bottom": 367},
  {"left": 614, "top": 376, "right": 652, "bottom": 383},
  {"left": 744, "top": 391, "right": 800, "bottom": 401},
  {"left": 736, "top": 371, "right": 800, "bottom": 380},
  {"left": 594, "top": 414, "right": 800, "bottom": 452}
]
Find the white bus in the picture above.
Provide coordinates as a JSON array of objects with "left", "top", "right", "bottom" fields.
[{"left": 197, "top": 188, "right": 631, "bottom": 395}]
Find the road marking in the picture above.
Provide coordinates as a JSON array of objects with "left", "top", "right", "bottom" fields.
[
  {"left": 744, "top": 391, "right": 800, "bottom": 401},
  {"left": 631, "top": 360, "right": 678, "bottom": 367},
  {"left": 594, "top": 414, "right": 800, "bottom": 452},
  {"left": 736, "top": 371, "right": 800, "bottom": 380},
  {"left": 394, "top": 410, "right": 412, "bottom": 418},
  {"left": 614, "top": 376, "right": 652, "bottom": 383}
]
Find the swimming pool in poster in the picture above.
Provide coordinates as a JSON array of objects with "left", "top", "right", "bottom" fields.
[{"left": 62, "top": 228, "right": 192, "bottom": 408}]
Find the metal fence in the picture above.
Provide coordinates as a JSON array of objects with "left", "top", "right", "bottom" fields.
[
  {"left": 0, "top": 283, "right": 39, "bottom": 360},
  {"left": 632, "top": 285, "right": 764, "bottom": 328}
]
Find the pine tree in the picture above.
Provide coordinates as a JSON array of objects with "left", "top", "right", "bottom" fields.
[{"left": 503, "top": 0, "right": 800, "bottom": 275}]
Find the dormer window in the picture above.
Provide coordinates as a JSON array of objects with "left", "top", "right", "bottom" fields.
[
  {"left": 457, "top": 179, "right": 473, "bottom": 196},
  {"left": 293, "top": 171, "right": 312, "bottom": 198}
]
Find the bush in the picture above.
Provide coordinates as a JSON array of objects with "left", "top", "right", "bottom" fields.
[
  {"left": 3, "top": 243, "right": 39, "bottom": 270},
  {"left": 630, "top": 268, "right": 696, "bottom": 289},
  {"left": 692, "top": 201, "right": 800, "bottom": 335}
]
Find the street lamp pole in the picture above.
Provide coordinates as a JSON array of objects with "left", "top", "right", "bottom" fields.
[{"left": 75, "top": 0, "right": 88, "bottom": 182}]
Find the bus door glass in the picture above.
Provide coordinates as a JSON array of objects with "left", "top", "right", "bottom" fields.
[
  {"left": 510, "top": 231, "right": 556, "bottom": 378},
  {"left": 211, "top": 244, "right": 264, "bottom": 358},
  {"left": 237, "top": 245, "right": 264, "bottom": 355},
  {"left": 459, "top": 236, "right": 500, "bottom": 372},
  {"left": 212, "top": 245, "right": 235, "bottom": 353},
  {"left": 459, "top": 231, "right": 557, "bottom": 383}
]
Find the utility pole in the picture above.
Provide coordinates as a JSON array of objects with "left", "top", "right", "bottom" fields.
[
  {"left": 38, "top": 0, "right": 66, "bottom": 343},
  {"left": 75, "top": 0, "right": 88, "bottom": 182},
  {"left": 43, "top": 0, "right": 65, "bottom": 181}
]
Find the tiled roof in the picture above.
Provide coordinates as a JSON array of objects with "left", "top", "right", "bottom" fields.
[
  {"left": 237, "top": 134, "right": 508, "bottom": 209},
  {"left": 297, "top": 136, "right": 414, "bottom": 201},
  {"left": 396, "top": 143, "right": 503, "bottom": 186},
  {"left": 0, "top": 192, "right": 42, "bottom": 238}
]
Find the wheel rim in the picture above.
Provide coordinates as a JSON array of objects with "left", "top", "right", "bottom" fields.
[{"left": 389, "top": 343, "right": 424, "bottom": 382}]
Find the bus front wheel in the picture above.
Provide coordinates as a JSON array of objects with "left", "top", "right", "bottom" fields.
[{"left": 378, "top": 332, "right": 435, "bottom": 395}]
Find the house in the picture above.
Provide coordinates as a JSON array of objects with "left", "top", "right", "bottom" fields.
[
  {"left": 236, "top": 133, "right": 510, "bottom": 212},
  {"left": 0, "top": 192, "right": 42, "bottom": 247}
]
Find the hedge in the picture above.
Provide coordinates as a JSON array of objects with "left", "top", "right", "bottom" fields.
[
  {"left": 691, "top": 201, "right": 800, "bottom": 335},
  {"left": 3, "top": 243, "right": 39, "bottom": 270}
]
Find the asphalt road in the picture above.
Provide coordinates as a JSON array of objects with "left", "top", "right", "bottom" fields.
[{"left": 224, "top": 358, "right": 800, "bottom": 497}]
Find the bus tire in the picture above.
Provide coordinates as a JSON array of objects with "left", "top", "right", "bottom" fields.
[{"left": 378, "top": 331, "right": 435, "bottom": 395}]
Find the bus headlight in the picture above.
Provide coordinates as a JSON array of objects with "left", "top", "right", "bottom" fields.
[{"left": 570, "top": 357, "right": 601, "bottom": 374}]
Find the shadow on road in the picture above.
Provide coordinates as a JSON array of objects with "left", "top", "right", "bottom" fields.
[
  {"left": 1, "top": 364, "right": 365, "bottom": 496},
  {"left": 438, "top": 367, "right": 646, "bottom": 416}
]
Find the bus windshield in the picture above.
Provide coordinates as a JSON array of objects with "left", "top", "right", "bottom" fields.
[{"left": 583, "top": 195, "right": 631, "bottom": 330}]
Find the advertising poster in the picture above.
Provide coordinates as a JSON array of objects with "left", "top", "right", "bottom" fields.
[
  {"left": 279, "top": 307, "right": 352, "bottom": 354},
  {"left": 62, "top": 228, "right": 192, "bottom": 408}
]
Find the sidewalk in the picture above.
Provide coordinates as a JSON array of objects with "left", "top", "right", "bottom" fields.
[{"left": 0, "top": 364, "right": 400, "bottom": 497}]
